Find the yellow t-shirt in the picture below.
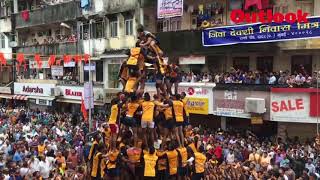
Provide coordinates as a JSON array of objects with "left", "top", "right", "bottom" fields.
[
  {"left": 143, "top": 153, "right": 158, "bottom": 177},
  {"left": 108, "top": 104, "right": 119, "bottom": 124},
  {"left": 248, "top": 153, "right": 261, "bottom": 163},
  {"left": 141, "top": 101, "right": 155, "bottom": 122},
  {"left": 125, "top": 77, "right": 137, "bottom": 93},
  {"left": 38, "top": 144, "right": 46, "bottom": 155},
  {"left": 167, "top": 150, "right": 178, "bottom": 175},
  {"left": 126, "top": 102, "right": 140, "bottom": 117},
  {"left": 173, "top": 100, "right": 184, "bottom": 122},
  {"left": 182, "top": 98, "right": 189, "bottom": 117}
]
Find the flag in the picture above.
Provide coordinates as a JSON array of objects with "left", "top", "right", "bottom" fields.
[
  {"left": 16, "top": 53, "right": 25, "bottom": 72},
  {"left": 63, "top": 55, "right": 72, "bottom": 64},
  {"left": 83, "top": 54, "right": 90, "bottom": 63},
  {"left": 73, "top": 54, "right": 82, "bottom": 64},
  {"left": 34, "top": 54, "right": 42, "bottom": 69},
  {"left": 0, "top": 52, "right": 6, "bottom": 66},
  {"left": 81, "top": 98, "right": 88, "bottom": 121},
  {"left": 48, "top": 55, "right": 56, "bottom": 67}
]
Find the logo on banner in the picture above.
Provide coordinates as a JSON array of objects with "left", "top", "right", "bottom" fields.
[
  {"left": 22, "top": 86, "right": 43, "bottom": 94},
  {"left": 187, "top": 87, "right": 195, "bottom": 95}
]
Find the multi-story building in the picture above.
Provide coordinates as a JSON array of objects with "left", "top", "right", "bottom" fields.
[
  {"left": 0, "top": 0, "right": 13, "bottom": 101},
  {"left": 80, "top": 0, "right": 143, "bottom": 89},
  {"left": 0, "top": 0, "right": 144, "bottom": 113},
  {"left": 143, "top": 0, "right": 320, "bottom": 138}
]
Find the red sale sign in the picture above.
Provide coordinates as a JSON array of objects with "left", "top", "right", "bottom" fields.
[{"left": 270, "top": 92, "right": 318, "bottom": 123}]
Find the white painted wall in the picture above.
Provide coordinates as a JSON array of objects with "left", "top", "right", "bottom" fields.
[
  {"left": 0, "top": 33, "right": 12, "bottom": 60},
  {"left": 0, "top": 18, "right": 11, "bottom": 33},
  {"left": 83, "top": 38, "right": 107, "bottom": 55}
]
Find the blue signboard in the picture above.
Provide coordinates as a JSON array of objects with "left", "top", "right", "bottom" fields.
[{"left": 202, "top": 16, "right": 320, "bottom": 47}]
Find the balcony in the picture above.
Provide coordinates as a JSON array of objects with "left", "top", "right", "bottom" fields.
[
  {"left": 16, "top": 42, "right": 82, "bottom": 55},
  {"left": 15, "top": 1, "right": 81, "bottom": 29}
]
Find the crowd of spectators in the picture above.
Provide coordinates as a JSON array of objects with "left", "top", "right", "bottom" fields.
[
  {"left": 180, "top": 67, "right": 318, "bottom": 88},
  {"left": 0, "top": 105, "right": 319, "bottom": 179}
]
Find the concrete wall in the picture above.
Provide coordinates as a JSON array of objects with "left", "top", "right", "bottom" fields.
[{"left": 0, "top": 18, "right": 11, "bottom": 33}]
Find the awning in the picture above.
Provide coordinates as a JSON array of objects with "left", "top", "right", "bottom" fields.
[
  {"left": 28, "top": 96, "right": 55, "bottom": 101},
  {"left": 56, "top": 99, "right": 81, "bottom": 104},
  {"left": 13, "top": 95, "right": 28, "bottom": 101},
  {"left": 56, "top": 98, "right": 105, "bottom": 106},
  {"left": 0, "top": 94, "right": 14, "bottom": 99},
  {"left": 100, "top": 54, "right": 128, "bottom": 59}
]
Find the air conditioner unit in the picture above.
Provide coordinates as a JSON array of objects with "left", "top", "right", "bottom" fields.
[
  {"left": 51, "top": 88, "right": 60, "bottom": 96},
  {"left": 245, "top": 98, "right": 266, "bottom": 114}
]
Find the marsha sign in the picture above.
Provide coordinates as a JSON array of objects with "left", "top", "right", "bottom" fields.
[
  {"left": 203, "top": 16, "right": 320, "bottom": 47},
  {"left": 157, "top": 0, "right": 183, "bottom": 19},
  {"left": 270, "top": 92, "right": 318, "bottom": 123},
  {"left": 14, "top": 83, "right": 55, "bottom": 96}
]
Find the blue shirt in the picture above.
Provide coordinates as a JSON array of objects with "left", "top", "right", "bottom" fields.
[{"left": 13, "top": 152, "right": 22, "bottom": 162}]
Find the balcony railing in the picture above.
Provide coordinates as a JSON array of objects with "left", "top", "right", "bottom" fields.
[
  {"left": 15, "top": 1, "right": 81, "bottom": 29},
  {"left": 16, "top": 42, "right": 82, "bottom": 55}
]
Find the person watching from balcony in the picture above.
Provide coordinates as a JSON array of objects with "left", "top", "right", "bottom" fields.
[{"left": 268, "top": 72, "right": 276, "bottom": 85}]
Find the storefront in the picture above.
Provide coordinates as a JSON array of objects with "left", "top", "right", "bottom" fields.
[
  {"left": 213, "top": 85, "right": 275, "bottom": 136},
  {"left": 270, "top": 88, "right": 319, "bottom": 139},
  {"left": 13, "top": 82, "right": 57, "bottom": 111},
  {"left": 0, "top": 87, "right": 13, "bottom": 106},
  {"left": 56, "top": 85, "right": 106, "bottom": 113}
]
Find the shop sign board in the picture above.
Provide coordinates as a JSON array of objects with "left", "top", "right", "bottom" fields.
[
  {"left": 214, "top": 90, "right": 251, "bottom": 119},
  {"left": 0, "top": 87, "right": 11, "bottom": 94},
  {"left": 203, "top": 16, "right": 319, "bottom": 47},
  {"left": 177, "top": 82, "right": 215, "bottom": 114},
  {"left": 157, "top": 0, "right": 183, "bottom": 19},
  {"left": 270, "top": 92, "right": 318, "bottom": 123},
  {"left": 14, "top": 83, "right": 55, "bottom": 97},
  {"left": 184, "top": 97, "right": 208, "bottom": 115},
  {"left": 84, "top": 82, "right": 94, "bottom": 109},
  {"left": 51, "top": 66, "right": 64, "bottom": 76}
]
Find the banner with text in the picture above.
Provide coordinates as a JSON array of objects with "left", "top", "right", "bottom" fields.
[
  {"left": 202, "top": 16, "right": 320, "bottom": 47},
  {"left": 184, "top": 97, "right": 209, "bottom": 115},
  {"left": 270, "top": 92, "right": 318, "bottom": 123}
]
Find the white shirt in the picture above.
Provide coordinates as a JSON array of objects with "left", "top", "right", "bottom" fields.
[
  {"left": 269, "top": 76, "right": 276, "bottom": 84},
  {"left": 39, "top": 160, "right": 50, "bottom": 178},
  {"left": 226, "top": 153, "right": 235, "bottom": 164},
  {"left": 29, "top": 158, "right": 40, "bottom": 173},
  {"left": 305, "top": 163, "right": 316, "bottom": 175},
  {"left": 20, "top": 167, "right": 30, "bottom": 177}
]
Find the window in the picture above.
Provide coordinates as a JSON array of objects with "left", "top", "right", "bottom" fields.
[
  {"left": 0, "top": 0, "right": 11, "bottom": 17},
  {"left": 291, "top": 55, "right": 312, "bottom": 75},
  {"left": 96, "top": 61, "right": 103, "bottom": 82},
  {"left": 0, "top": 34, "right": 5, "bottom": 49},
  {"left": 125, "top": 18, "right": 133, "bottom": 35},
  {"left": 80, "top": 24, "right": 89, "bottom": 40},
  {"left": 170, "top": 18, "right": 181, "bottom": 31},
  {"left": 233, "top": 57, "right": 249, "bottom": 72},
  {"left": 257, "top": 56, "right": 273, "bottom": 72},
  {"left": 108, "top": 64, "right": 120, "bottom": 88},
  {"left": 92, "top": 20, "right": 105, "bottom": 39},
  {"left": 157, "top": 21, "right": 164, "bottom": 32},
  {"left": 109, "top": 17, "right": 118, "bottom": 37}
]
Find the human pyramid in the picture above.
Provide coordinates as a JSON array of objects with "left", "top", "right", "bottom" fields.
[{"left": 88, "top": 25, "right": 207, "bottom": 180}]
